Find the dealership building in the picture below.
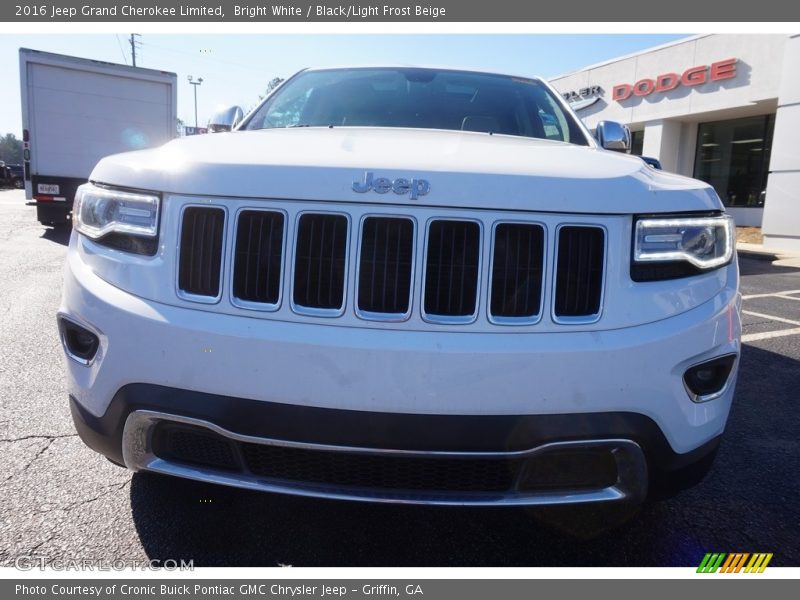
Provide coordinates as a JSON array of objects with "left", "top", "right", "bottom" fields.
[{"left": 550, "top": 33, "right": 800, "bottom": 252}]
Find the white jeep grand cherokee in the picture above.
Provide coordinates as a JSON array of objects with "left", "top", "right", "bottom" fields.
[{"left": 60, "top": 67, "right": 740, "bottom": 506}]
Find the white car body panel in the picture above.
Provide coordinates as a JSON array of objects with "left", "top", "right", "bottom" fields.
[{"left": 89, "top": 128, "right": 721, "bottom": 214}]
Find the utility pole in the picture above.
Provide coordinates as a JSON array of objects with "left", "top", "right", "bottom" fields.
[
  {"left": 188, "top": 75, "right": 203, "bottom": 128},
  {"left": 129, "top": 34, "right": 141, "bottom": 67}
]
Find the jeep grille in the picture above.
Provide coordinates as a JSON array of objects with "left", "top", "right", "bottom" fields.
[{"left": 176, "top": 205, "right": 606, "bottom": 325}]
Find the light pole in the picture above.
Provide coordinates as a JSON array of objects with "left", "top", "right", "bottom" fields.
[{"left": 187, "top": 75, "right": 203, "bottom": 128}]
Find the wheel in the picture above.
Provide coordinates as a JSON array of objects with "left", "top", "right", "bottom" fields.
[{"left": 13, "top": 178, "right": 23, "bottom": 189}]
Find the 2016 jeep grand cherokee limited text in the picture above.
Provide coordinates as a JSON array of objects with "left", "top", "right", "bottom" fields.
[{"left": 60, "top": 67, "right": 740, "bottom": 506}]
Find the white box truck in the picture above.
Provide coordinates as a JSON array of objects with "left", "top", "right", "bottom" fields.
[{"left": 19, "top": 48, "right": 177, "bottom": 227}]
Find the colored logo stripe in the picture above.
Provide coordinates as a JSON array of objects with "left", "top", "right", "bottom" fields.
[
  {"left": 720, "top": 553, "right": 750, "bottom": 573},
  {"left": 745, "top": 553, "right": 773, "bottom": 573},
  {"left": 697, "top": 553, "right": 726, "bottom": 573},
  {"left": 697, "top": 552, "right": 773, "bottom": 573}
]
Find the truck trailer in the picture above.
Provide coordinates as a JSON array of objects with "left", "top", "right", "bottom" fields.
[{"left": 19, "top": 48, "right": 177, "bottom": 227}]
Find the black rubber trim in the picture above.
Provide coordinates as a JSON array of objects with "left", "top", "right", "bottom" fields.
[
  {"left": 92, "top": 231, "right": 159, "bottom": 256},
  {"left": 69, "top": 383, "right": 720, "bottom": 479},
  {"left": 631, "top": 261, "right": 709, "bottom": 282},
  {"left": 35, "top": 202, "right": 71, "bottom": 226}
]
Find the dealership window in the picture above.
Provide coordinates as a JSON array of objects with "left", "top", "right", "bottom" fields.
[
  {"left": 630, "top": 130, "right": 644, "bottom": 156},
  {"left": 693, "top": 114, "right": 775, "bottom": 208}
]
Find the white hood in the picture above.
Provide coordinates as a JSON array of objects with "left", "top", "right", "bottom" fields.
[{"left": 90, "top": 127, "right": 722, "bottom": 214}]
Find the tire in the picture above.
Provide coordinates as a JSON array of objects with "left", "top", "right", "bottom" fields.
[
  {"left": 650, "top": 447, "right": 719, "bottom": 499},
  {"left": 528, "top": 500, "right": 642, "bottom": 539},
  {"left": 13, "top": 178, "right": 23, "bottom": 189}
]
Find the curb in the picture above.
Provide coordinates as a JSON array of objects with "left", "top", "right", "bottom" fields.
[
  {"left": 736, "top": 243, "right": 800, "bottom": 268},
  {"left": 736, "top": 246, "right": 780, "bottom": 262}
]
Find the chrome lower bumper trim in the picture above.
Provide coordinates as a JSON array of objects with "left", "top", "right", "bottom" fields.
[{"left": 122, "top": 410, "right": 648, "bottom": 507}]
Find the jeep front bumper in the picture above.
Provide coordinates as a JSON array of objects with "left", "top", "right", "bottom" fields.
[{"left": 60, "top": 244, "right": 739, "bottom": 505}]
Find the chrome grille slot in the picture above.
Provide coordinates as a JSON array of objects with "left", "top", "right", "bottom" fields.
[
  {"left": 178, "top": 207, "right": 225, "bottom": 299},
  {"left": 293, "top": 213, "right": 348, "bottom": 312},
  {"left": 554, "top": 226, "right": 605, "bottom": 318},
  {"left": 424, "top": 220, "right": 481, "bottom": 320},
  {"left": 232, "top": 210, "right": 285, "bottom": 306},
  {"left": 490, "top": 223, "right": 545, "bottom": 320},
  {"left": 358, "top": 217, "right": 414, "bottom": 318}
]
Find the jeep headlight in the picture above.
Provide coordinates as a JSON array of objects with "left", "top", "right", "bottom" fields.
[
  {"left": 632, "top": 214, "right": 734, "bottom": 281},
  {"left": 73, "top": 184, "right": 160, "bottom": 255}
]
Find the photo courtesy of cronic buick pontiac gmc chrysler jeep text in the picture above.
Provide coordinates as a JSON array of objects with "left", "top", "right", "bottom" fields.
[{"left": 59, "top": 67, "right": 740, "bottom": 510}]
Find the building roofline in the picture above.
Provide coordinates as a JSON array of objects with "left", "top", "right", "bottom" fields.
[{"left": 549, "top": 34, "right": 710, "bottom": 80}]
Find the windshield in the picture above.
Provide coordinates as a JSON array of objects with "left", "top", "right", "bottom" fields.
[{"left": 243, "top": 68, "right": 589, "bottom": 145}]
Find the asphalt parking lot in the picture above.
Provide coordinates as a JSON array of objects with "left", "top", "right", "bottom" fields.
[{"left": 0, "top": 187, "right": 798, "bottom": 567}]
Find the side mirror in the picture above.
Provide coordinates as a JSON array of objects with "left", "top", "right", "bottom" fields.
[
  {"left": 208, "top": 105, "right": 244, "bottom": 133},
  {"left": 595, "top": 121, "right": 631, "bottom": 153}
]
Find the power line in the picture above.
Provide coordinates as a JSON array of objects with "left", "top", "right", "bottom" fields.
[
  {"left": 142, "top": 41, "right": 268, "bottom": 74},
  {"left": 115, "top": 35, "right": 128, "bottom": 65},
  {"left": 129, "top": 33, "right": 141, "bottom": 67}
]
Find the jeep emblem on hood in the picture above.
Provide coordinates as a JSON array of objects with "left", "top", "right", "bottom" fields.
[{"left": 352, "top": 172, "right": 430, "bottom": 200}]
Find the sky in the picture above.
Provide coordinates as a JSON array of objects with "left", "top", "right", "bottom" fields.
[{"left": 0, "top": 33, "right": 687, "bottom": 135}]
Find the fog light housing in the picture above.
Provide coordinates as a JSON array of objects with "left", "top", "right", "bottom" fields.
[
  {"left": 683, "top": 354, "right": 737, "bottom": 402},
  {"left": 58, "top": 317, "right": 100, "bottom": 365}
]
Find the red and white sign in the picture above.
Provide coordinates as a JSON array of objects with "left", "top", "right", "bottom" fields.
[{"left": 612, "top": 58, "right": 738, "bottom": 102}]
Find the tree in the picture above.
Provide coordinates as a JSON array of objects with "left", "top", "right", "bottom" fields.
[
  {"left": 255, "top": 76, "right": 286, "bottom": 105},
  {"left": 266, "top": 77, "right": 285, "bottom": 94},
  {"left": 0, "top": 133, "right": 23, "bottom": 164}
]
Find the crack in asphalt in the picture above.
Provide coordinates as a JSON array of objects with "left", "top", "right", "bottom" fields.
[
  {"left": 1, "top": 435, "right": 79, "bottom": 484},
  {"left": 3, "top": 438, "right": 57, "bottom": 484},
  {"left": 0, "top": 433, "right": 77, "bottom": 443},
  {"left": 0, "top": 533, "right": 57, "bottom": 565},
  {"left": 33, "top": 479, "right": 131, "bottom": 515},
  {"left": 27, "top": 534, "right": 55, "bottom": 555}
]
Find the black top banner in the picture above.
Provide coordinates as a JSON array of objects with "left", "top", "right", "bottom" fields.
[{"left": 3, "top": 0, "right": 800, "bottom": 22}]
